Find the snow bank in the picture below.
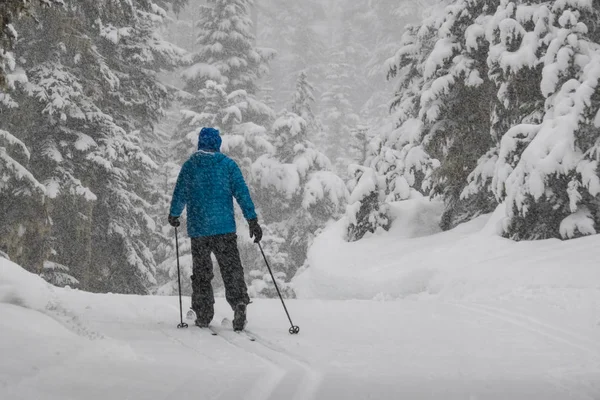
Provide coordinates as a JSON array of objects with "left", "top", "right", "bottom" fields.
[
  {"left": 293, "top": 198, "right": 600, "bottom": 302},
  {"left": 0, "top": 258, "right": 59, "bottom": 311}
]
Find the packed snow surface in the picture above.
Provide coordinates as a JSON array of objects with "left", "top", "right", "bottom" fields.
[{"left": 2, "top": 198, "right": 600, "bottom": 399}]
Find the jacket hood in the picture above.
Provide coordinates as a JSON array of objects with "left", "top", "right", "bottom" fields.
[{"left": 188, "top": 150, "right": 227, "bottom": 167}]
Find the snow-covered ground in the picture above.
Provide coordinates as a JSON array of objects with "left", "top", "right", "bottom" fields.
[{"left": 2, "top": 199, "right": 600, "bottom": 399}]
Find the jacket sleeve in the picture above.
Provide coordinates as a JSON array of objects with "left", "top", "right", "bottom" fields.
[
  {"left": 169, "top": 163, "right": 190, "bottom": 217},
  {"left": 229, "top": 160, "right": 257, "bottom": 221}
]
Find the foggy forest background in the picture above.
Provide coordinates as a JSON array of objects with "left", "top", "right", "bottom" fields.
[{"left": 1, "top": 0, "right": 599, "bottom": 297}]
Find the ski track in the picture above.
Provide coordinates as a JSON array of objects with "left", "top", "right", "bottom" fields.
[
  {"left": 450, "top": 302, "right": 600, "bottom": 356},
  {"left": 451, "top": 301, "right": 600, "bottom": 399},
  {"left": 158, "top": 326, "right": 222, "bottom": 363},
  {"left": 246, "top": 330, "right": 324, "bottom": 400},
  {"left": 210, "top": 325, "right": 323, "bottom": 400}
]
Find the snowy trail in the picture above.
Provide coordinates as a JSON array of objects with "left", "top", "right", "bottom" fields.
[
  {"left": 3, "top": 289, "right": 600, "bottom": 399},
  {"left": 3, "top": 243, "right": 600, "bottom": 400}
]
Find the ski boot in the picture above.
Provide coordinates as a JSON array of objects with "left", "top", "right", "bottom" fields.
[
  {"left": 232, "top": 303, "right": 247, "bottom": 332},
  {"left": 195, "top": 319, "right": 209, "bottom": 328}
]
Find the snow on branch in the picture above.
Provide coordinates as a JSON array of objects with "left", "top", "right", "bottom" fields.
[{"left": 181, "top": 63, "right": 223, "bottom": 82}]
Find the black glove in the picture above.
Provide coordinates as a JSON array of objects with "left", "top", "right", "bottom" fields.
[
  {"left": 248, "top": 219, "right": 262, "bottom": 243},
  {"left": 168, "top": 215, "right": 180, "bottom": 227}
]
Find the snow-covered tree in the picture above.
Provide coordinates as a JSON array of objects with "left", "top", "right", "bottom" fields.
[
  {"left": 291, "top": 71, "right": 321, "bottom": 138},
  {"left": 0, "top": 129, "right": 47, "bottom": 273},
  {"left": 375, "top": 0, "right": 600, "bottom": 240},
  {"left": 495, "top": 1, "right": 600, "bottom": 240},
  {"left": 0, "top": 0, "right": 64, "bottom": 89},
  {"left": 0, "top": 0, "right": 186, "bottom": 292},
  {"left": 260, "top": 76, "right": 276, "bottom": 110},
  {"left": 346, "top": 165, "right": 390, "bottom": 242},
  {"left": 367, "top": 21, "right": 434, "bottom": 207},
  {"left": 415, "top": 0, "right": 499, "bottom": 229},
  {"left": 0, "top": 0, "right": 64, "bottom": 273},
  {"left": 251, "top": 111, "right": 348, "bottom": 278},
  {"left": 156, "top": 224, "right": 193, "bottom": 297},
  {"left": 154, "top": 158, "right": 197, "bottom": 297},
  {"left": 461, "top": 1, "right": 547, "bottom": 207},
  {"left": 321, "top": 55, "right": 360, "bottom": 173},
  {"left": 349, "top": 126, "right": 370, "bottom": 165},
  {"left": 246, "top": 224, "right": 294, "bottom": 299},
  {"left": 460, "top": 0, "right": 600, "bottom": 239},
  {"left": 40, "top": 260, "right": 79, "bottom": 288},
  {"left": 373, "top": 1, "right": 501, "bottom": 230},
  {"left": 181, "top": 0, "right": 273, "bottom": 98},
  {"left": 178, "top": 0, "right": 275, "bottom": 165}
]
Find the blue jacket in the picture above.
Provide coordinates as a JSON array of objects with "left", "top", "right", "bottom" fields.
[{"left": 169, "top": 151, "right": 257, "bottom": 238}]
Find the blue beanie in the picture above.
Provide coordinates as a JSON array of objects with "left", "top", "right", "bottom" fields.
[{"left": 198, "top": 127, "right": 222, "bottom": 152}]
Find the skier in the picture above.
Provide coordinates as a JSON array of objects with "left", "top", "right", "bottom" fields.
[{"left": 168, "top": 127, "right": 263, "bottom": 331}]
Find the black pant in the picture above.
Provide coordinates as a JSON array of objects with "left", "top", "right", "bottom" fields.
[{"left": 190, "top": 233, "right": 250, "bottom": 324}]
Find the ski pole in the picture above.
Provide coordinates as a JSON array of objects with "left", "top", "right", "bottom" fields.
[
  {"left": 175, "top": 227, "right": 188, "bottom": 329},
  {"left": 257, "top": 242, "right": 300, "bottom": 335}
]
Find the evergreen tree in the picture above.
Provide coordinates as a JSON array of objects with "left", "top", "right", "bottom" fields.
[
  {"left": 260, "top": 76, "right": 276, "bottom": 110},
  {"left": 375, "top": 0, "right": 600, "bottom": 241},
  {"left": 367, "top": 24, "right": 436, "bottom": 204},
  {"left": 320, "top": 52, "right": 360, "bottom": 173},
  {"left": 0, "top": 0, "right": 62, "bottom": 273},
  {"left": 151, "top": 106, "right": 187, "bottom": 296},
  {"left": 0, "top": 129, "right": 47, "bottom": 273},
  {"left": 0, "top": 0, "right": 63, "bottom": 89},
  {"left": 417, "top": 0, "right": 498, "bottom": 230},
  {"left": 346, "top": 165, "right": 391, "bottom": 242},
  {"left": 40, "top": 260, "right": 78, "bottom": 288},
  {"left": 251, "top": 111, "right": 348, "bottom": 279},
  {"left": 461, "top": 0, "right": 600, "bottom": 239},
  {"left": 182, "top": 0, "right": 274, "bottom": 97},
  {"left": 374, "top": 0, "right": 500, "bottom": 230},
  {"left": 461, "top": 0, "right": 549, "bottom": 219},
  {"left": 0, "top": 0, "right": 186, "bottom": 292},
  {"left": 88, "top": 0, "right": 186, "bottom": 293},
  {"left": 178, "top": 0, "right": 275, "bottom": 165},
  {"left": 177, "top": 0, "right": 276, "bottom": 179},
  {"left": 287, "top": 4, "right": 326, "bottom": 87},
  {"left": 349, "top": 125, "right": 370, "bottom": 165},
  {"left": 495, "top": 1, "right": 600, "bottom": 239},
  {"left": 290, "top": 71, "right": 321, "bottom": 140},
  {"left": 246, "top": 224, "right": 294, "bottom": 299}
]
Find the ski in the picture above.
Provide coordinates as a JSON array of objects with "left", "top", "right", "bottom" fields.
[
  {"left": 194, "top": 322, "right": 218, "bottom": 336},
  {"left": 241, "top": 331, "right": 256, "bottom": 341},
  {"left": 221, "top": 318, "right": 256, "bottom": 341},
  {"left": 207, "top": 327, "right": 218, "bottom": 336},
  {"left": 236, "top": 330, "right": 256, "bottom": 341},
  {"left": 187, "top": 309, "right": 217, "bottom": 335},
  {"left": 198, "top": 326, "right": 218, "bottom": 336}
]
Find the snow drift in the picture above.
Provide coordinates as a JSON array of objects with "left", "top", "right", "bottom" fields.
[{"left": 293, "top": 198, "right": 600, "bottom": 307}]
